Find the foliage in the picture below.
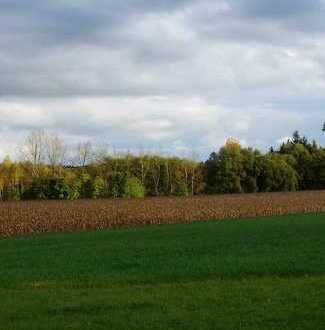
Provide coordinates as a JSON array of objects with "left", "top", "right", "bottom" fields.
[
  {"left": 47, "top": 178, "right": 71, "bottom": 200},
  {"left": 123, "top": 177, "right": 145, "bottom": 198},
  {"left": 1, "top": 130, "right": 325, "bottom": 201},
  {"left": 110, "top": 172, "right": 127, "bottom": 198},
  {"left": 92, "top": 176, "right": 106, "bottom": 199}
]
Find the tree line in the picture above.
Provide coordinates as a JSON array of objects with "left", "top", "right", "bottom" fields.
[{"left": 0, "top": 129, "right": 325, "bottom": 201}]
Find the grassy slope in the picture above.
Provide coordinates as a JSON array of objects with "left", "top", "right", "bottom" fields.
[{"left": 1, "top": 213, "right": 325, "bottom": 329}]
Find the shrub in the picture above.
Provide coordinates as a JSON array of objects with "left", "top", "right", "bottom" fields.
[
  {"left": 92, "top": 176, "right": 106, "bottom": 199},
  {"left": 175, "top": 181, "right": 189, "bottom": 197},
  {"left": 67, "top": 179, "right": 82, "bottom": 200},
  {"left": 124, "top": 177, "right": 145, "bottom": 198},
  {"left": 47, "top": 178, "right": 70, "bottom": 200}
]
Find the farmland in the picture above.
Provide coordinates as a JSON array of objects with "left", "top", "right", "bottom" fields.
[
  {"left": 1, "top": 213, "right": 325, "bottom": 329},
  {"left": 1, "top": 191, "right": 325, "bottom": 237}
]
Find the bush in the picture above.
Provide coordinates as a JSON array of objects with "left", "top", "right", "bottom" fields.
[
  {"left": 23, "top": 179, "right": 47, "bottom": 200},
  {"left": 175, "top": 181, "right": 189, "bottom": 197},
  {"left": 47, "top": 178, "right": 70, "bottom": 200},
  {"left": 3, "top": 187, "right": 21, "bottom": 201},
  {"left": 124, "top": 177, "right": 145, "bottom": 198},
  {"left": 92, "top": 176, "right": 106, "bottom": 199},
  {"left": 67, "top": 179, "right": 82, "bottom": 200}
]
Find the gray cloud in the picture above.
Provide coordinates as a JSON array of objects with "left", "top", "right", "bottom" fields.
[
  {"left": 233, "top": 0, "right": 322, "bottom": 18},
  {"left": 0, "top": 0, "right": 325, "bottom": 158}
]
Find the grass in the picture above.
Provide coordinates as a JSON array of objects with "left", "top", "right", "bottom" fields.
[{"left": 1, "top": 213, "right": 325, "bottom": 329}]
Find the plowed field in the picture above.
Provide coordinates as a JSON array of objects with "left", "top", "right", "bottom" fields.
[{"left": 1, "top": 191, "right": 325, "bottom": 237}]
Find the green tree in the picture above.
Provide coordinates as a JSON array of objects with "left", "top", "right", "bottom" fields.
[
  {"left": 92, "top": 176, "right": 106, "bottom": 199},
  {"left": 124, "top": 177, "right": 145, "bottom": 198},
  {"left": 204, "top": 139, "right": 243, "bottom": 194},
  {"left": 257, "top": 155, "right": 298, "bottom": 192},
  {"left": 109, "top": 172, "right": 126, "bottom": 198}
]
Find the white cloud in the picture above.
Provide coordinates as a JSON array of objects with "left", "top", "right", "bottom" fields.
[
  {"left": 276, "top": 136, "right": 292, "bottom": 145},
  {"left": 1, "top": 95, "right": 321, "bottom": 161},
  {"left": 0, "top": 0, "right": 325, "bottom": 159}
]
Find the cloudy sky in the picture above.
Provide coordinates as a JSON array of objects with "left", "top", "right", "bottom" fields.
[{"left": 1, "top": 0, "right": 325, "bottom": 159}]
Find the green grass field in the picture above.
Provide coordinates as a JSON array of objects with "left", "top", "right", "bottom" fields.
[{"left": 1, "top": 214, "right": 325, "bottom": 329}]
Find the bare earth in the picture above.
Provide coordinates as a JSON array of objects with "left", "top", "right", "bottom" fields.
[{"left": 1, "top": 191, "right": 325, "bottom": 237}]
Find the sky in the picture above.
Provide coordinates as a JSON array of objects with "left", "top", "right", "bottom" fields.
[{"left": 1, "top": 0, "right": 325, "bottom": 160}]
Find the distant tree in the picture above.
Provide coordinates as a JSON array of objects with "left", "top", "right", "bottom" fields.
[
  {"left": 110, "top": 172, "right": 127, "bottom": 198},
  {"left": 0, "top": 157, "right": 23, "bottom": 200},
  {"left": 45, "top": 133, "right": 66, "bottom": 174},
  {"left": 204, "top": 140, "right": 243, "bottom": 194},
  {"left": 241, "top": 148, "right": 260, "bottom": 193},
  {"left": 3, "top": 128, "right": 325, "bottom": 202},
  {"left": 257, "top": 155, "right": 298, "bottom": 192},
  {"left": 92, "top": 176, "right": 106, "bottom": 199},
  {"left": 21, "top": 129, "right": 46, "bottom": 177},
  {"left": 186, "top": 159, "right": 200, "bottom": 196},
  {"left": 290, "top": 130, "right": 308, "bottom": 148},
  {"left": 150, "top": 156, "right": 162, "bottom": 196},
  {"left": 76, "top": 141, "right": 93, "bottom": 167},
  {"left": 278, "top": 132, "right": 317, "bottom": 190},
  {"left": 139, "top": 155, "right": 151, "bottom": 186},
  {"left": 42, "top": 178, "right": 71, "bottom": 200},
  {"left": 63, "top": 172, "right": 82, "bottom": 200},
  {"left": 124, "top": 177, "right": 145, "bottom": 198},
  {"left": 292, "top": 130, "right": 301, "bottom": 144}
]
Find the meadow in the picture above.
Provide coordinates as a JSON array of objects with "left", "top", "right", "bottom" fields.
[{"left": 1, "top": 213, "right": 325, "bottom": 329}]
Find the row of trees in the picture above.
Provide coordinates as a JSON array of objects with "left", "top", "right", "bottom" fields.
[
  {"left": 0, "top": 130, "right": 203, "bottom": 200},
  {"left": 0, "top": 130, "right": 325, "bottom": 201}
]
